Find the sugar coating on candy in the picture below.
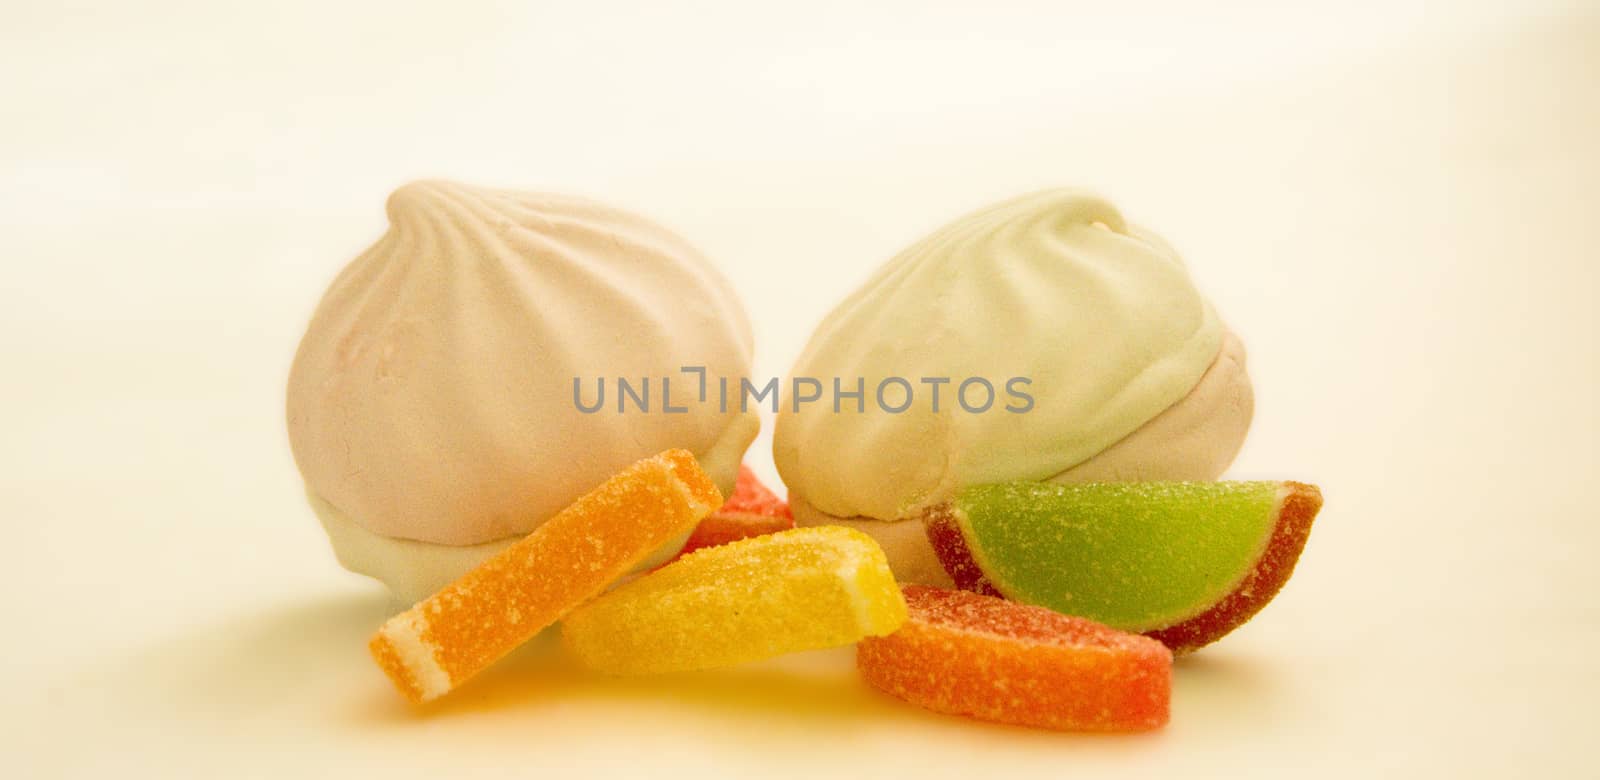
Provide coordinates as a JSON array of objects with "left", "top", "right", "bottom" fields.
[
  {"left": 670, "top": 464, "right": 795, "bottom": 561},
  {"left": 368, "top": 449, "right": 721, "bottom": 703},
  {"left": 562, "top": 526, "right": 906, "bottom": 674},
  {"left": 1145, "top": 482, "right": 1322, "bottom": 653},
  {"left": 857, "top": 585, "right": 1171, "bottom": 732},
  {"left": 926, "top": 481, "right": 1322, "bottom": 652}
]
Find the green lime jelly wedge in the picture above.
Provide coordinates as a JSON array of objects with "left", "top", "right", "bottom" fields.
[{"left": 953, "top": 481, "right": 1282, "bottom": 632}]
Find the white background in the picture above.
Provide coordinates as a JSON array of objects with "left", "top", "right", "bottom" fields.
[{"left": 3, "top": 1, "right": 1596, "bottom": 776}]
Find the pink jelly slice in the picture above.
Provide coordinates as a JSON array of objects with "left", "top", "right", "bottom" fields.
[
  {"left": 670, "top": 465, "right": 795, "bottom": 561},
  {"left": 857, "top": 585, "right": 1172, "bottom": 732}
]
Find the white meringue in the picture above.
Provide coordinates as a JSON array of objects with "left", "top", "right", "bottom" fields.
[
  {"left": 788, "top": 328, "right": 1254, "bottom": 587},
  {"left": 774, "top": 189, "right": 1227, "bottom": 522},
  {"left": 288, "top": 181, "right": 757, "bottom": 584}
]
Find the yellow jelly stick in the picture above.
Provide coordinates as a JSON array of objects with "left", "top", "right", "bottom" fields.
[{"left": 562, "top": 526, "right": 907, "bottom": 674}]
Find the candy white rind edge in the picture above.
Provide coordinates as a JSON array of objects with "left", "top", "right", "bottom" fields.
[
  {"left": 377, "top": 613, "right": 452, "bottom": 702},
  {"left": 663, "top": 457, "right": 722, "bottom": 520}
]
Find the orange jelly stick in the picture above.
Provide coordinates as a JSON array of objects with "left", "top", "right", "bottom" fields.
[{"left": 369, "top": 449, "right": 721, "bottom": 703}]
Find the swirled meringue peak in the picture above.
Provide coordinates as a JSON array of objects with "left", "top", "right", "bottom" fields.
[
  {"left": 774, "top": 189, "right": 1226, "bottom": 522},
  {"left": 288, "top": 180, "right": 757, "bottom": 551}
]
